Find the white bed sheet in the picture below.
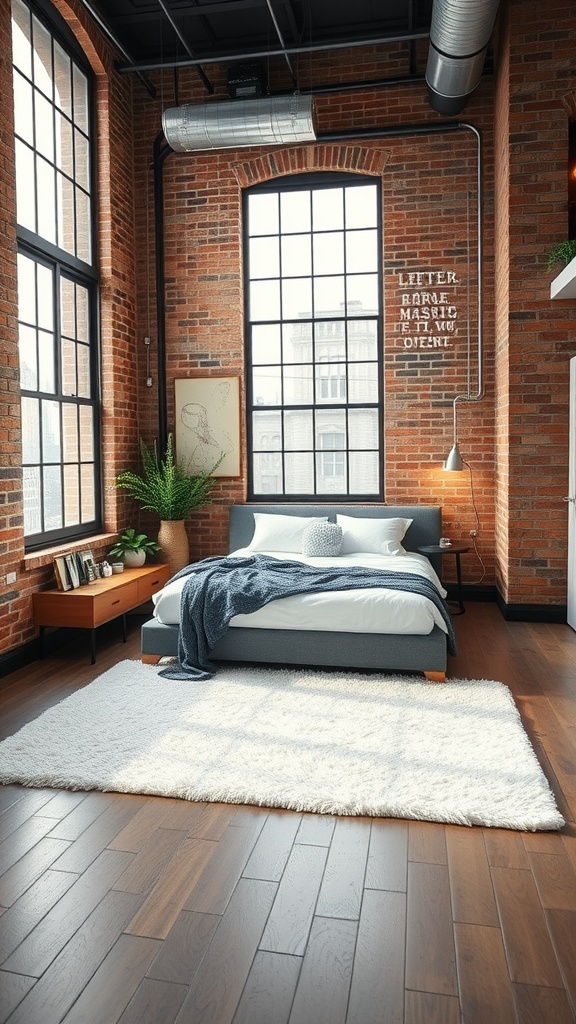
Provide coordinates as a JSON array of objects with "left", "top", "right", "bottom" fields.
[{"left": 152, "top": 549, "right": 449, "bottom": 637}]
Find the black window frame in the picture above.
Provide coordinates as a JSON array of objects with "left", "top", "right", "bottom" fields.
[
  {"left": 12, "top": 0, "right": 102, "bottom": 551},
  {"left": 243, "top": 171, "right": 384, "bottom": 504}
]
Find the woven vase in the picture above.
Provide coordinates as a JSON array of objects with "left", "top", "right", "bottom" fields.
[{"left": 158, "top": 519, "right": 189, "bottom": 577}]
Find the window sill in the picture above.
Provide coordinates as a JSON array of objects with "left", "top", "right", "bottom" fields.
[
  {"left": 24, "top": 533, "right": 117, "bottom": 572},
  {"left": 550, "top": 256, "right": 576, "bottom": 299}
]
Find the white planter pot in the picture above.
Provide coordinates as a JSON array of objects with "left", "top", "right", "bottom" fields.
[{"left": 123, "top": 549, "right": 146, "bottom": 568}]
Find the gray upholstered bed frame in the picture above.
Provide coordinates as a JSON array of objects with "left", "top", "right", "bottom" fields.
[{"left": 141, "top": 504, "right": 448, "bottom": 679}]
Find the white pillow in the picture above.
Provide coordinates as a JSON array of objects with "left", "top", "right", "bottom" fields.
[
  {"left": 336, "top": 514, "right": 413, "bottom": 556},
  {"left": 249, "top": 513, "right": 328, "bottom": 553},
  {"left": 301, "top": 520, "right": 343, "bottom": 557}
]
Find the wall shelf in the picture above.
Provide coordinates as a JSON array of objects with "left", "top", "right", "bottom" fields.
[{"left": 550, "top": 256, "right": 576, "bottom": 299}]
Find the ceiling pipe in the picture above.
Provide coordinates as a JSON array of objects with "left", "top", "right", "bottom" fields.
[
  {"left": 162, "top": 94, "right": 317, "bottom": 151},
  {"left": 118, "top": 29, "right": 430, "bottom": 75},
  {"left": 426, "top": 0, "right": 500, "bottom": 113}
]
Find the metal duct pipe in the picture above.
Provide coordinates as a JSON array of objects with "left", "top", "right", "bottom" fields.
[
  {"left": 426, "top": 0, "right": 500, "bottom": 114},
  {"left": 162, "top": 95, "right": 317, "bottom": 152}
]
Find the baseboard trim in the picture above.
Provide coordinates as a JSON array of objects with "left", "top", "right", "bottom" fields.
[
  {"left": 496, "top": 591, "right": 567, "bottom": 623},
  {"left": 445, "top": 583, "right": 497, "bottom": 603}
]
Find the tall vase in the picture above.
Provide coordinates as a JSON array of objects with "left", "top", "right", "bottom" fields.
[{"left": 158, "top": 519, "right": 189, "bottom": 577}]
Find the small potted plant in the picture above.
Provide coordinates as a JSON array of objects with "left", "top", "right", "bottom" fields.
[
  {"left": 108, "top": 528, "right": 160, "bottom": 568},
  {"left": 114, "top": 434, "right": 223, "bottom": 575}
]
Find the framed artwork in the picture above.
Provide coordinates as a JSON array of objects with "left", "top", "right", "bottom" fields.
[{"left": 175, "top": 376, "right": 241, "bottom": 478}]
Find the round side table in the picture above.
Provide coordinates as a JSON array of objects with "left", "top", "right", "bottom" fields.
[{"left": 418, "top": 543, "right": 470, "bottom": 614}]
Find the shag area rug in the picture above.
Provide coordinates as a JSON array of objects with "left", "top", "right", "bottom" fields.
[{"left": 0, "top": 661, "right": 564, "bottom": 830}]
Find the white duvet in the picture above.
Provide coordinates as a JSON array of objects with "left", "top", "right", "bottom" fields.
[{"left": 152, "top": 548, "right": 449, "bottom": 637}]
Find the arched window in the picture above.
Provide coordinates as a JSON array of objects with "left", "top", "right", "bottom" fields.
[
  {"left": 12, "top": 0, "right": 100, "bottom": 548},
  {"left": 244, "top": 172, "right": 383, "bottom": 501}
]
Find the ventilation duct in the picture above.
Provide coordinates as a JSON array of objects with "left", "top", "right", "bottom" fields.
[
  {"left": 426, "top": 0, "right": 500, "bottom": 114},
  {"left": 162, "top": 94, "right": 317, "bottom": 152}
]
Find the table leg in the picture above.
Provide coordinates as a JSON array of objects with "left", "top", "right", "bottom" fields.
[
  {"left": 122, "top": 613, "right": 127, "bottom": 642},
  {"left": 90, "top": 629, "right": 96, "bottom": 664},
  {"left": 454, "top": 553, "right": 465, "bottom": 614}
]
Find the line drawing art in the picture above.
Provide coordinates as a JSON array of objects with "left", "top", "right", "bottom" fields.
[{"left": 175, "top": 377, "right": 240, "bottom": 477}]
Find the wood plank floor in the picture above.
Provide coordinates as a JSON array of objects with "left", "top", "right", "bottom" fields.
[{"left": 1, "top": 604, "right": 575, "bottom": 1024}]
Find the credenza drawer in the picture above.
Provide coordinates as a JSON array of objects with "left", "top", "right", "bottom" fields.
[
  {"left": 92, "top": 580, "right": 140, "bottom": 626},
  {"left": 137, "top": 565, "right": 170, "bottom": 603}
]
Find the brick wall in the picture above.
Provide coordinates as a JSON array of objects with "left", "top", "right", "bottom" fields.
[{"left": 1, "top": 0, "right": 575, "bottom": 662}]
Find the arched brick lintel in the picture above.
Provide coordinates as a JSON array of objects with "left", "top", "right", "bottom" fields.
[{"left": 232, "top": 144, "right": 390, "bottom": 188}]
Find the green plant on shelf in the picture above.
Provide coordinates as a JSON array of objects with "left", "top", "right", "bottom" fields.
[
  {"left": 108, "top": 528, "right": 160, "bottom": 560},
  {"left": 546, "top": 239, "right": 576, "bottom": 271}
]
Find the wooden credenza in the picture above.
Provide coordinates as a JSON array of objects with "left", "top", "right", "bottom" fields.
[{"left": 32, "top": 563, "right": 170, "bottom": 663}]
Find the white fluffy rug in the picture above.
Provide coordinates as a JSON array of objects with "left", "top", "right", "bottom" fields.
[{"left": 0, "top": 661, "right": 563, "bottom": 830}]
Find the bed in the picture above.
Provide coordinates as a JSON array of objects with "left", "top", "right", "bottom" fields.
[{"left": 141, "top": 503, "right": 452, "bottom": 681}]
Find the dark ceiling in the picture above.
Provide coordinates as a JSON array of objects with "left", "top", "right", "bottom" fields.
[{"left": 80, "top": 0, "right": 434, "bottom": 86}]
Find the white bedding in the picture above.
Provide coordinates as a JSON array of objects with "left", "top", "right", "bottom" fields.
[{"left": 152, "top": 549, "right": 448, "bottom": 637}]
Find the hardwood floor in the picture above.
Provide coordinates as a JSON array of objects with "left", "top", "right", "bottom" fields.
[{"left": 1, "top": 604, "right": 575, "bottom": 1023}]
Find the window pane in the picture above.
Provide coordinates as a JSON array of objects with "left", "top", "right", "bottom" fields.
[
  {"left": 252, "top": 324, "right": 281, "bottom": 364},
  {"left": 314, "top": 322, "right": 346, "bottom": 359},
  {"left": 57, "top": 171, "right": 74, "bottom": 253},
  {"left": 252, "top": 409, "right": 281, "bottom": 448},
  {"left": 349, "top": 451, "right": 379, "bottom": 493},
  {"left": 15, "top": 141, "right": 35, "bottom": 231},
  {"left": 248, "top": 192, "right": 278, "bottom": 235},
  {"left": 283, "top": 363, "right": 312, "bottom": 405},
  {"left": 250, "top": 279, "right": 280, "bottom": 322},
  {"left": 283, "top": 322, "right": 312, "bottom": 363},
  {"left": 345, "top": 184, "right": 378, "bottom": 228},
  {"left": 79, "top": 405, "right": 94, "bottom": 460},
  {"left": 37, "top": 262, "right": 53, "bottom": 330},
  {"left": 249, "top": 236, "right": 279, "bottom": 279},
  {"left": 349, "top": 362, "right": 378, "bottom": 403},
  {"left": 60, "top": 276, "right": 75, "bottom": 337},
  {"left": 62, "top": 402, "right": 78, "bottom": 459},
  {"left": 23, "top": 465, "right": 41, "bottom": 534},
  {"left": 76, "top": 342, "right": 90, "bottom": 397},
  {"left": 346, "top": 229, "right": 378, "bottom": 273},
  {"left": 314, "top": 276, "right": 345, "bottom": 316},
  {"left": 80, "top": 462, "right": 95, "bottom": 521},
  {"left": 13, "top": 71, "right": 33, "bottom": 144},
  {"left": 75, "top": 186, "right": 91, "bottom": 262},
  {"left": 19, "top": 325, "right": 37, "bottom": 389},
  {"left": 36, "top": 156, "right": 56, "bottom": 242},
  {"left": 63, "top": 462, "right": 79, "bottom": 525},
  {"left": 313, "top": 232, "right": 344, "bottom": 276},
  {"left": 348, "top": 319, "right": 378, "bottom": 359},
  {"left": 284, "top": 409, "right": 312, "bottom": 449},
  {"left": 61, "top": 337, "right": 76, "bottom": 394},
  {"left": 346, "top": 274, "right": 379, "bottom": 313},
  {"left": 32, "top": 15, "right": 52, "bottom": 97},
  {"left": 252, "top": 365, "right": 281, "bottom": 405},
  {"left": 55, "top": 111, "right": 73, "bottom": 176},
  {"left": 349, "top": 408, "right": 379, "bottom": 449},
  {"left": 12, "top": 0, "right": 32, "bottom": 78},
  {"left": 72, "top": 64, "right": 88, "bottom": 132},
  {"left": 281, "top": 234, "right": 311, "bottom": 277},
  {"left": 17, "top": 253, "right": 36, "bottom": 324},
  {"left": 282, "top": 278, "right": 312, "bottom": 320},
  {"left": 253, "top": 452, "right": 282, "bottom": 494},
  {"left": 285, "top": 452, "right": 313, "bottom": 493},
  {"left": 76, "top": 283, "right": 89, "bottom": 342},
  {"left": 43, "top": 464, "right": 62, "bottom": 529},
  {"left": 42, "top": 399, "right": 61, "bottom": 461},
  {"left": 35, "top": 90, "right": 54, "bottom": 160},
  {"left": 21, "top": 395, "right": 40, "bottom": 461},
  {"left": 53, "top": 41, "right": 71, "bottom": 116},
  {"left": 316, "top": 410, "right": 346, "bottom": 444},
  {"left": 38, "top": 329, "right": 55, "bottom": 393},
  {"left": 75, "top": 127, "right": 90, "bottom": 191},
  {"left": 280, "top": 191, "right": 310, "bottom": 233},
  {"left": 313, "top": 187, "right": 343, "bottom": 230}
]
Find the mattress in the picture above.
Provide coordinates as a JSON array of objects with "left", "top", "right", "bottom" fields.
[{"left": 152, "top": 549, "right": 448, "bottom": 637}]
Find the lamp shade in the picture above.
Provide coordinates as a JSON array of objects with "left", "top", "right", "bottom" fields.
[
  {"left": 162, "top": 95, "right": 317, "bottom": 152},
  {"left": 444, "top": 443, "right": 464, "bottom": 471}
]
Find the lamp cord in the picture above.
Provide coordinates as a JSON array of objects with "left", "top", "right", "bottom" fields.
[{"left": 462, "top": 457, "right": 485, "bottom": 583}]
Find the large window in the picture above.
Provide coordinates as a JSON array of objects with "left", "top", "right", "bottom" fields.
[
  {"left": 12, "top": 0, "right": 100, "bottom": 547},
  {"left": 245, "top": 173, "right": 383, "bottom": 501}
]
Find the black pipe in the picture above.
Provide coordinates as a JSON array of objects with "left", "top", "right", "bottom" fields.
[
  {"left": 152, "top": 120, "right": 480, "bottom": 448},
  {"left": 153, "top": 133, "right": 174, "bottom": 452}
]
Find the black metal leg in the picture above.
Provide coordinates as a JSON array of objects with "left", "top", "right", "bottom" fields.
[
  {"left": 38, "top": 626, "right": 45, "bottom": 659},
  {"left": 455, "top": 553, "right": 465, "bottom": 614},
  {"left": 90, "top": 629, "right": 96, "bottom": 664},
  {"left": 122, "top": 613, "right": 127, "bottom": 642}
]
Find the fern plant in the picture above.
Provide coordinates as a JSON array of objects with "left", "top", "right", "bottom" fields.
[
  {"left": 546, "top": 239, "right": 576, "bottom": 271},
  {"left": 115, "top": 434, "right": 222, "bottom": 521}
]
